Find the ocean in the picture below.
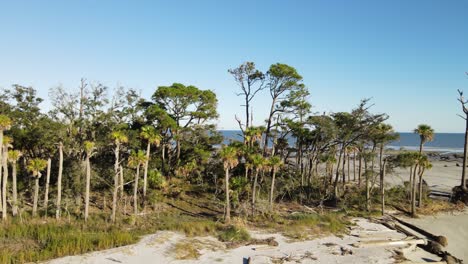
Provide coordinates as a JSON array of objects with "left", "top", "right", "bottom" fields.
[{"left": 219, "top": 131, "right": 465, "bottom": 153}]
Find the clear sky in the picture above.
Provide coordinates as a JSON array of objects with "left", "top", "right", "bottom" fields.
[{"left": 1, "top": 0, "right": 467, "bottom": 132}]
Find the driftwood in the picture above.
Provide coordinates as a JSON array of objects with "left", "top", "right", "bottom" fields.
[
  {"left": 382, "top": 215, "right": 463, "bottom": 263},
  {"left": 355, "top": 238, "right": 426, "bottom": 248},
  {"left": 389, "top": 215, "right": 448, "bottom": 246}
]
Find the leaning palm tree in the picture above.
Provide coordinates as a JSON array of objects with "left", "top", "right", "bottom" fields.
[
  {"left": 8, "top": 150, "right": 21, "bottom": 217},
  {"left": 140, "top": 126, "right": 161, "bottom": 198},
  {"left": 220, "top": 146, "right": 239, "bottom": 223},
  {"left": 110, "top": 131, "right": 128, "bottom": 223},
  {"left": 268, "top": 156, "right": 283, "bottom": 210},
  {"left": 414, "top": 124, "right": 435, "bottom": 153},
  {"left": 83, "top": 141, "right": 95, "bottom": 222},
  {"left": 128, "top": 150, "right": 147, "bottom": 219},
  {"left": 27, "top": 158, "right": 48, "bottom": 217}
]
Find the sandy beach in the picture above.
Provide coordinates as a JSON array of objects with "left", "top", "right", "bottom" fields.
[
  {"left": 46, "top": 218, "right": 441, "bottom": 264},
  {"left": 42, "top": 157, "right": 467, "bottom": 264}
]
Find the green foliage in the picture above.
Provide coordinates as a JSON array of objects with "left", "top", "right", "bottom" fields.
[{"left": 27, "top": 158, "right": 48, "bottom": 177}]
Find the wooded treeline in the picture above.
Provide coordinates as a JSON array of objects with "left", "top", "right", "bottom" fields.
[{"left": 0, "top": 62, "right": 446, "bottom": 224}]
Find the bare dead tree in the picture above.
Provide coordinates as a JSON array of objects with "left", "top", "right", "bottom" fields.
[
  {"left": 457, "top": 88, "right": 468, "bottom": 191},
  {"left": 228, "top": 62, "right": 265, "bottom": 130}
]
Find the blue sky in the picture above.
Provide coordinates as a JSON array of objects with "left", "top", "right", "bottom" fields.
[{"left": 1, "top": 0, "right": 467, "bottom": 132}]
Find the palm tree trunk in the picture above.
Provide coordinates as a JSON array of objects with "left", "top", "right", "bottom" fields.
[
  {"left": 84, "top": 155, "right": 91, "bottom": 221},
  {"left": 418, "top": 170, "right": 424, "bottom": 208},
  {"left": 32, "top": 173, "right": 40, "bottom": 217},
  {"left": 269, "top": 169, "right": 276, "bottom": 210},
  {"left": 409, "top": 166, "right": 413, "bottom": 202},
  {"left": 111, "top": 144, "right": 119, "bottom": 223},
  {"left": 133, "top": 165, "right": 140, "bottom": 217},
  {"left": 43, "top": 158, "right": 51, "bottom": 216},
  {"left": 143, "top": 142, "right": 150, "bottom": 198},
  {"left": 12, "top": 161, "right": 18, "bottom": 217},
  {"left": 411, "top": 165, "right": 418, "bottom": 217},
  {"left": 119, "top": 165, "right": 124, "bottom": 199},
  {"left": 56, "top": 142, "right": 63, "bottom": 219},
  {"left": 2, "top": 149, "right": 8, "bottom": 220},
  {"left": 224, "top": 167, "right": 230, "bottom": 223}
]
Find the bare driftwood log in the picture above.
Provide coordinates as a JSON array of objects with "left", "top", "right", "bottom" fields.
[{"left": 390, "top": 215, "right": 448, "bottom": 246}]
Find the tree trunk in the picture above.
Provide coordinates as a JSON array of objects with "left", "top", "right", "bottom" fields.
[
  {"left": 418, "top": 171, "right": 424, "bottom": 208},
  {"left": 32, "top": 173, "right": 41, "bottom": 217},
  {"left": 244, "top": 166, "right": 249, "bottom": 180},
  {"left": 56, "top": 142, "right": 63, "bottom": 219},
  {"left": 245, "top": 98, "right": 250, "bottom": 129},
  {"left": 462, "top": 117, "right": 468, "bottom": 190},
  {"left": 269, "top": 168, "right": 276, "bottom": 210},
  {"left": 252, "top": 170, "right": 259, "bottom": 213},
  {"left": 353, "top": 152, "right": 356, "bottom": 181},
  {"left": 2, "top": 149, "right": 8, "bottom": 220},
  {"left": 409, "top": 166, "right": 413, "bottom": 202},
  {"left": 111, "top": 144, "right": 119, "bottom": 223},
  {"left": 381, "top": 159, "right": 387, "bottom": 216},
  {"left": 12, "top": 161, "right": 18, "bottom": 217},
  {"left": 347, "top": 154, "right": 350, "bottom": 182},
  {"left": 224, "top": 167, "right": 230, "bottom": 223},
  {"left": 263, "top": 98, "right": 277, "bottom": 155},
  {"left": 119, "top": 165, "right": 124, "bottom": 199},
  {"left": 43, "top": 158, "right": 51, "bottom": 216},
  {"left": 358, "top": 156, "right": 362, "bottom": 186},
  {"left": 133, "top": 165, "right": 140, "bottom": 217},
  {"left": 342, "top": 148, "right": 346, "bottom": 186},
  {"left": 365, "top": 159, "right": 370, "bottom": 211},
  {"left": 411, "top": 165, "right": 418, "bottom": 217},
  {"left": 333, "top": 149, "right": 343, "bottom": 197},
  {"left": 84, "top": 155, "right": 91, "bottom": 221},
  {"left": 0, "top": 131, "right": 3, "bottom": 214},
  {"left": 143, "top": 142, "right": 151, "bottom": 198}
]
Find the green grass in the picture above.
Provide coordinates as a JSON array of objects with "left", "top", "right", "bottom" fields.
[
  {"left": 217, "top": 225, "right": 250, "bottom": 242},
  {"left": 0, "top": 220, "right": 141, "bottom": 264}
]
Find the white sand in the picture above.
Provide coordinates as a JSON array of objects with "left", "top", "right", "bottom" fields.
[
  {"left": 386, "top": 160, "right": 462, "bottom": 193},
  {"left": 46, "top": 218, "right": 438, "bottom": 264}
]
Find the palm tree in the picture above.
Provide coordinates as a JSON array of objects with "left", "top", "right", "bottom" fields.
[
  {"left": 111, "top": 131, "right": 128, "bottom": 223},
  {"left": 2, "top": 136, "right": 12, "bottom": 220},
  {"left": 27, "top": 158, "right": 48, "bottom": 217},
  {"left": 416, "top": 155, "right": 432, "bottom": 208},
  {"left": 414, "top": 124, "right": 435, "bottom": 153},
  {"left": 0, "top": 115, "right": 12, "bottom": 215},
  {"left": 128, "top": 150, "right": 147, "bottom": 218},
  {"left": 220, "top": 146, "right": 239, "bottom": 223},
  {"left": 268, "top": 156, "right": 283, "bottom": 210},
  {"left": 250, "top": 153, "right": 265, "bottom": 209},
  {"left": 42, "top": 158, "right": 52, "bottom": 216},
  {"left": 56, "top": 142, "right": 63, "bottom": 219},
  {"left": 83, "top": 141, "right": 95, "bottom": 221},
  {"left": 8, "top": 150, "right": 21, "bottom": 217},
  {"left": 140, "top": 126, "right": 161, "bottom": 198}
]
